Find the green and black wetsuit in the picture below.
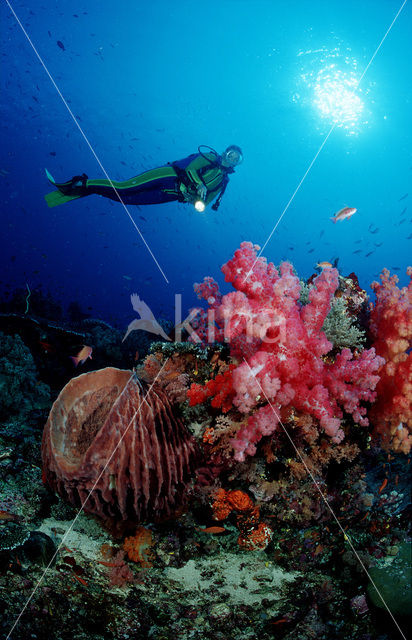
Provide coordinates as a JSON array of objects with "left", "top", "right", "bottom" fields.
[{"left": 45, "top": 152, "right": 233, "bottom": 209}]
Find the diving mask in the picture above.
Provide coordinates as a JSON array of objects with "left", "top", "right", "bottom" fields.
[{"left": 222, "top": 145, "right": 243, "bottom": 167}]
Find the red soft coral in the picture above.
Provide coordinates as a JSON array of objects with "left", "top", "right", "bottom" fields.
[
  {"left": 188, "top": 365, "right": 236, "bottom": 413},
  {"left": 368, "top": 267, "right": 412, "bottom": 454},
  {"left": 189, "top": 277, "right": 224, "bottom": 344},
  {"left": 190, "top": 242, "right": 385, "bottom": 461}
]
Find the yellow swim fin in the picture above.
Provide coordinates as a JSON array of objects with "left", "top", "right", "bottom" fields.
[
  {"left": 44, "top": 168, "right": 85, "bottom": 207},
  {"left": 44, "top": 189, "right": 84, "bottom": 208}
]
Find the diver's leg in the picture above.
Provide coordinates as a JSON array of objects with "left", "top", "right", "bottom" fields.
[
  {"left": 85, "top": 167, "right": 179, "bottom": 205},
  {"left": 54, "top": 173, "right": 89, "bottom": 196}
]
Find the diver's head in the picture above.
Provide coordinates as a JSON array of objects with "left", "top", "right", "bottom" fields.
[{"left": 221, "top": 145, "right": 243, "bottom": 168}]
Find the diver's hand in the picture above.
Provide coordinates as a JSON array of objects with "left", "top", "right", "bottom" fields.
[
  {"left": 179, "top": 182, "right": 193, "bottom": 202},
  {"left": 196, "top": 184, "right": 207, "bottom": 201}
]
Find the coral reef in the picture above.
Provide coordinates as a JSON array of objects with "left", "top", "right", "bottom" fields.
[
  {"left": 42, "top": 367, "right": 199, "bottom": 533},
  {"left": 188, "top": 242, "right": 384, "bottom": 460},
  {"left": 368, "top": 267, "right": 412, "bottom": 454},
  {"left": 0, "top": 331, "right": 50, "bottom": 421},
  {"left": 141, "top": 341, "right": 230, "bottom": 425},
  {"left": 321, "top": 297, "right": 366, "bottom": 349},
  {"left": 140, "top": 350, "right": 195, "bottom": 404},
  {"left": 367, "top": 541, "right": 412, "bottom": 616},
  {"left": 188, "top": 364, "right": 236, "bottom": 413},
  {"left": 1, "top": 247, "right": 411, "bottom": 640},
  {"left": 123, "top": 526, "right": 154, "bottom": 567},
  {"left": 0, "top": 285, "right": 64, "bottom": 321},
  {"left": 212, "top": 488, "right": 273, "bottom": 550}
]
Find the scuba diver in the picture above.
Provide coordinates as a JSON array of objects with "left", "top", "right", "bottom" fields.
[{"left": 45, "top": 145, "right": 243, "bottom": 212}]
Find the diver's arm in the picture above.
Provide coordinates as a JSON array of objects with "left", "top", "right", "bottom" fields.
[
  {"left": 186, "top": 154, "right": 230, "bottom": 205},
  {"left": 205, "top": 185, "right": 224, "bottom": 206},
  {"left": 179, "top": 179, "right": 226, "bottom": 209},
  {"left": 184, "top": 154, "right": 213, "bottom": 189}
]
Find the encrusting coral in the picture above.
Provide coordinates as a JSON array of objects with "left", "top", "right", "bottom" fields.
[
  {"left": 123, "top": 526, "right": 154, "bottom": 567},
  {"left": 211, "top": 488, "right": 273, "bottom": 550},
  {"left": 140, "top": 350, "right": 194, "bottom": 404}
]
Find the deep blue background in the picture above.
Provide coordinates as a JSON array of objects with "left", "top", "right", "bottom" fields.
[{"left": 1, "top": 0, "right": 411, "bottom": 328}]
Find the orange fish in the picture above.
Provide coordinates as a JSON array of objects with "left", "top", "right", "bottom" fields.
[
  {"left": 378, "top": 478, "right": 388, "bottom": 493},
  {"left": 316, "top": 261, "right": 333, "bottom": 269},
  {"left": 70, "top": 345, "right": 92, "bottom": 367},
  {"left": 271, "top": 617, "right": 289, "bottom": 626},
  {"left": 0, "top": 510, "right": 19, "bottom": 522},
  {"left": 330, "top": 206, "right": 357, "bottom": 223},
  {"left": 197, "top": 526, "right": 227, "bottom": 534}
]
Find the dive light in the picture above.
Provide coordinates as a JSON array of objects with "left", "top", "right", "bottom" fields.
[{"left": 194, "top": 200, "right": 206, "bottom": 212}]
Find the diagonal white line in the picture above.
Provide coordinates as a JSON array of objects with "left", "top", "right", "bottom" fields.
[
  {"left": 4, "top": 0, "right": 169, "bottom": 284},
  {"left": 243, "top": 358, "right": 407, "bottom": 640},
  {"left": 356, "top": 0, "right": 408, "bottom": 86},
  {"left": 243, "top": 0, "right": 408, "bottom": 284},
  {"left": 6, "top": 360, "right": 171, "bottom": 639},
  {"left": 250, "top": 124, "right": 335, "bottom": 265}
]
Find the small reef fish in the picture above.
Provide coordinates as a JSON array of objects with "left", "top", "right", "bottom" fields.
[
  {"left": 270, "top": 617, "right": 290, "bottom": 627},
  {"left": 0, "top": 510, "right": 20, "bottom": 522},
  {"left": 72, "top": 574, "right": 88, "bottom": 587},
  {"left": 70, "top": 345, "right": 93, "bottom": 367},
  {"left": 330, "top": 206, "right": 357, "bottom": 223},
  {"left": 316, "top": 261, "right": 332, "bottom": 269},
  {"left": 378, "top": 478, "right": 388, "bottom": 493},
  {"left": 197, "top": 526, "right": 227, "bottom": 534}
]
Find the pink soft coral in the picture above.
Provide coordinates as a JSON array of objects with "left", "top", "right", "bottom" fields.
[
  {"left": 189, "top": 242, "right": 385, "bottom": 461},
  {"left": 368, "top": 267, "right": 412, "bottom": 454}
]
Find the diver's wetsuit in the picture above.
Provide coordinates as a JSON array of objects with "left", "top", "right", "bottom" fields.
[{"left": 47, "top": 152, "right": 233, "bottom": 209}]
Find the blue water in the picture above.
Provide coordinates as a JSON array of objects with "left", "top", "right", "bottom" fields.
[{"left": 1, "top": 0, "right": 411, "bottom": 328}]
